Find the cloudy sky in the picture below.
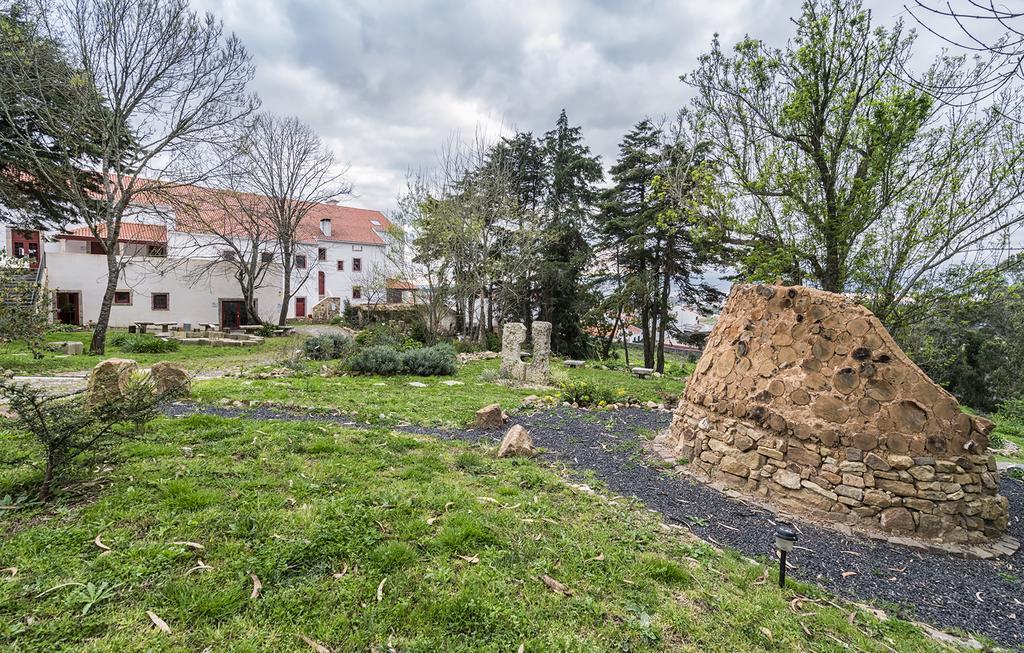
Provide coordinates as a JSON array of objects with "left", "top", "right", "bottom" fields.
[{"left": 191, "top": 0, "right": 951, "bottom": 214}]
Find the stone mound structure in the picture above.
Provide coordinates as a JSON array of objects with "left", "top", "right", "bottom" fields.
[
  {"left": 655, "top": 284, "right": 1009, "bottom": 543},
  {"left": 499, "top": 321, "right": 551, "bottom": 385}
]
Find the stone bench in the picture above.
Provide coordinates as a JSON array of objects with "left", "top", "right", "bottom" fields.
[
  {"left": 632, "top": 366, "right": 655, "bottom": 379},
  {"left": 563, "top": 359, "right": 585, "bottom": 368},
  {"left": 47, "top": 341, "right": 84, "bottom": 355}
]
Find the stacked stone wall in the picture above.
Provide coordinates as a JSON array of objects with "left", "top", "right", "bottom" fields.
[{"left": 657, "top": 284, "right": 1009, "bottom": 543}]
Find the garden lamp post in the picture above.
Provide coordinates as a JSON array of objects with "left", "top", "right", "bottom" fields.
[{"left": 774, "top": 523, "right": 797, "bottom": 588}]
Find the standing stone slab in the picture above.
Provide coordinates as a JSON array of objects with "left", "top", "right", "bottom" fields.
[
  {"left": 499, "top": 323, "right": 527, "bottom": 381},
  {"left": 524, "top": 321, "right": 552, "bottom": 385}
]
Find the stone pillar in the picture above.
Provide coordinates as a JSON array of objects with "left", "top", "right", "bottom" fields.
[
  {"left": 525, "top": 321, "right": 552, "bottom": 385},
  {"left": 499, "top": 323, "right": 527, "bottom": 381}
]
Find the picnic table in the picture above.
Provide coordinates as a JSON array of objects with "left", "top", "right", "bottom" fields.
[
  {"left": 134, "top": 321, "right": 154, "bottom": 333},
  {"left": 153, "top": 321, "right": 178, "bottom": 333}
]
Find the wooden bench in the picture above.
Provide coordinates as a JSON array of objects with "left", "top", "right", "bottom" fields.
[
  {"left": 632, "top": 366, "right": 655, "bottom": 379},
  {"left": 563, "top": 359, "right": 585, "bottom": 368}
]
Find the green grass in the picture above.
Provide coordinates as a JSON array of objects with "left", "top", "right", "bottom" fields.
[
  {"left": 0, "top": 330, "right": 302, "bottom": 376},
  {"left": 0, "top": 415, "right": 950, "bottom": 652},
  {"left": 990, "top": 412, "right": 1024, "bottom": 464},
  {"left": 193, "top": 359, "right": 688, "bottom": 428}
]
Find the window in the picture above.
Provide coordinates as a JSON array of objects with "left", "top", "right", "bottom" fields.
[
  {"left": 352, "top": 287, "right": 362, "bottom": 299},
  {"left": 261, "top": 251, "right": 273, "bottom": 264},
  {"left": 221, "top": 249, "right": 236, "bottom": 262},
  {"left": 318, "top": 247, "right": 327, "bottom": 261},
  {"left": 370, "top": 219, "right": 382, "bottom": 227},
  {"left": 152, "top": 293, "right": 169, "bottom": 310},
  {"left": 353, "top": 245, "right": 363, "bottom": 252},
  {"left": 352, "top": 257, "right": 362, "bottom": 272},
  {"left": 336, "top": 260, "right": 344, "bottom": 271},
  {"left": 147, "top": 244, "right": 166, "bottom": 257},
  {"left": 113, "top": 291, "right": 131, "bottom": 306},
  {"left": 295, "top": 255, "right": 307, "bottom": 269},
  {"left": 89, "top": 241, "right": 107, "bottom": 255}
]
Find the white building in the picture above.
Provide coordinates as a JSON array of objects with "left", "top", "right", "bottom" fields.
[{"left": 1, "top": 186, "right": 408, "bottom": 329}]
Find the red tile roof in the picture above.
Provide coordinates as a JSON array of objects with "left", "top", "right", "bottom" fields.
[
  {"left": 62, "top": 222, "right": 167, "bottom": 243},
  {"left": 386, "top": 279, "right": 417, "bottom": 290},
  {"left": 165, "top": 185, "right": 391, "bottom": 246}
]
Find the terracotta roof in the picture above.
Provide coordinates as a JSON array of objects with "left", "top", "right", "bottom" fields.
[
  {"left": 165, "top": 185, "right": 391, "bottom": 246},
  {"left": 62, "top": 222, "right": 167, "bottom": 243},
  {"left": 386, "top": 279, "right": 417, "bottom": 290}
]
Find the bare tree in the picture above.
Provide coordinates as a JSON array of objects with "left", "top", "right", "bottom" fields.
[
  {"left": 3, "top": 0, "right": 258, "bottom": 353},
  {"left": 906, "top": 1, "right": 1024, "bottom": 102},
  {"left": 236, "top": 114, "right": 350, "bottom": 325},
  {"left": 169, "top": 180, "right": 280, "bottom": 325}
]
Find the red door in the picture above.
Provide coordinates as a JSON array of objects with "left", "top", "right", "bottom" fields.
[
  {"left": 318, "top": 271, "right": 325, "bottom": 296},
  {"left": 295, "top": 297, "right": 306, "bottom": 318},
  {"left": 12, "top": 230, "right": 40, "bottom": 268}
]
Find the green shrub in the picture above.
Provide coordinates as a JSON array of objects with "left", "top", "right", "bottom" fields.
[
  {"left": 329, "top": 315, "right": 343, "bottom": 326},
  {"left": 484, "top": 331, "right": 501, "bottom": 352},
  {"left": 348, "top": 345, "right": 403, "bottom": 375},
  {"left": 998, "top": 397, "right": 1024, "bottom": 422},
  {"left": 303, "top": 334, "right": 352, "bottom": 361},
  {"left": 559, "top": 379, "right": 616, "bottom": 407},
  {"left": 107, "top": 331, "right": 129, "bottom": 347},
  {"left": 257, "top": 323, "right": 277, "bottom": 337},
  {"left": 401, "top": 343, "right": 457, "bottom": 376},
  {"left": 453, "top": 339, "right": 481, "bottom": 354},
  {"left": 355, "top": 323, "right": 405, "bottom": 348},
  {"left": 114, "top": 333, "right": 179, "bottom": 353}
]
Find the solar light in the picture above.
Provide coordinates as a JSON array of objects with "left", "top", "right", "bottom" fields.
[{"left": 774, "top": 523, "right": 798, "bottom": 588}]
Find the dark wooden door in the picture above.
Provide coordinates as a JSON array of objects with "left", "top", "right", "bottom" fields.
[
  {"left": 295, "top": 297, "right": 306, "bottom": 318},
  {"left": 55, "top": 292, "right": 80, "bottom": 325},
  {"left": 318, "top": 271, "right": 325, "bottom": 296},
  {"left": 221, "top": 300, "right": 244, "bottom": 329}
]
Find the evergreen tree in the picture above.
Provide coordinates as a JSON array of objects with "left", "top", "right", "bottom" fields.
[{"left": 537, "top": 109, "right": 602, "bottom": 357}]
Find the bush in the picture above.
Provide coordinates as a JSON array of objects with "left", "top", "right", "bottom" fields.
[
  {"left": 113, "top": 333, "right": 179, "bottom": 353},
  {"left": 0, "top": 375, "right": 166, "bottom": 501},
  {"left": 401, "top": 343, "right": 457, "bottom": 376},
  {"left": 303, "top": 334, "right": 352, "bottom": 361},
  {"left": 453, "top": 339, "right": 482, "bottom": 354},
  {"left": 484, "top": 331, "right": 501, "bottom": 352},
  {"left": 998, "top": 397, "right": 1024, "bottom": 422},
  {"left": 329, "top": 315, "right": 343, "bottom": 326},
  {"left": 348, "top": 345, "right": 403, "bottom": 375},
  {"left": 559, "top": 379, "right": 616, "bottom": 407},
  {"left": 355, "top": 323, "right": 405, "bottom": 349}
]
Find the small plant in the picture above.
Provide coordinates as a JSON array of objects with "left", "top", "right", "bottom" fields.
[
  {"left": 257, "top": 323, "right": 277, "bottom": 337},
  {"left": 302, "top": 334, "right": 352, "bottom": 361},
  {"left": 401, "top": 343, "right": 457, "bottom": 376},
  {"left": 329, "top": 315, "right": 343, "bottom": 326},
  {"left": 71, "top": 581, "right": 120, "bottom": 616},
  {"left": 559, "top": 379, "right": 616, "bottom": 407},
  {"left": 348, "top": 345, "right": 403, "bottom": 375},
  {"left": 112, "top": 333, "right": 179, "bottom": 353},
  {"left": 0, "top": 374, "right": 180, "bottom": 501}
]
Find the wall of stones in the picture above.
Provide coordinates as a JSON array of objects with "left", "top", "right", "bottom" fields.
[{"left": 657, "top": 284, "right": 1009, "bottom": 543}]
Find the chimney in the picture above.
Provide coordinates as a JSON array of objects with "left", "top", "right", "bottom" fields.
[{"left": 320, "top": 218, "right": 332, "bottom": 237}]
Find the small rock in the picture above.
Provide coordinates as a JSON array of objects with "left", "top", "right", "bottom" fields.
[
  {"left": 497, "top": 424, "right": 535, "bottom": 458},
  {"left": 474, "top": 403, "right": 506, "bottom": 429},
  {"left": 407, "top": 381, "right": 428, "bottom": 388}
]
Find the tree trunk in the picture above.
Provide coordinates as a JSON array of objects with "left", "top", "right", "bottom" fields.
[
  {"left": 89, "top": 251, "right": 120, "bottom": 355},
  {"left": 621, "top": 320, "right": 630, "bottom": 366},
  {"left": 278, "top": 257, "right": 292, "bottom": 326},
  {"left": 656, "top": 265, "right": 672, "bottom": 374},
  {"left": 38, "top": 450, "right": 55, "bottom": 502},
  {"left": 603, "top": 308, "right": 622, "bottom": 359}
]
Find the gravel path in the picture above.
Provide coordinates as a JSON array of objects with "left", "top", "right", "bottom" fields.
[{"left": 166, "top": 403, "right": 1024, "bottom": 649}]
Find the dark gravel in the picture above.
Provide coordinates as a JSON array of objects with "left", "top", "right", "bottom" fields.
[{"left": 167, "top": 403, "right": 1024, "bottom": 649}]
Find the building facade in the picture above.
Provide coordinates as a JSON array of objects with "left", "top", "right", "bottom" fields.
[{"left": 1, "top": 188, "right": 406, "bottom": 329}]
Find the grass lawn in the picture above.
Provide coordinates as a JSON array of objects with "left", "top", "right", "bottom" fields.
[
  {"left": 193, "top": 359, "right": 690, "bottom": 428},
  {"left": 0, "top": 415, "right": 948, "bottom": 652},
  {"left": 0, "top": 331, "right": 303, "bottom": 376},
  {"left": 991, "top": 412, "right": 1024, "bottom": 466}
]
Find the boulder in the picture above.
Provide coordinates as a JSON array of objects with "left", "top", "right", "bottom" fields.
[
  {"left": 474, "top": 403, "right": 506, "bottom": 429},
  {"left": 497, "top": 424, "right": 535, "bottom": 458},
  {"left": 150, "top": 361, "right": 191, "bottom": 397},
  {"left": 87, "top": 358, "right": 139, "bottom": 404}
]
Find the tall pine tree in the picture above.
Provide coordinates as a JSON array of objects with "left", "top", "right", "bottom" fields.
[{"left": 537, "top": 110, "right": 602, "bottom": 357}]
